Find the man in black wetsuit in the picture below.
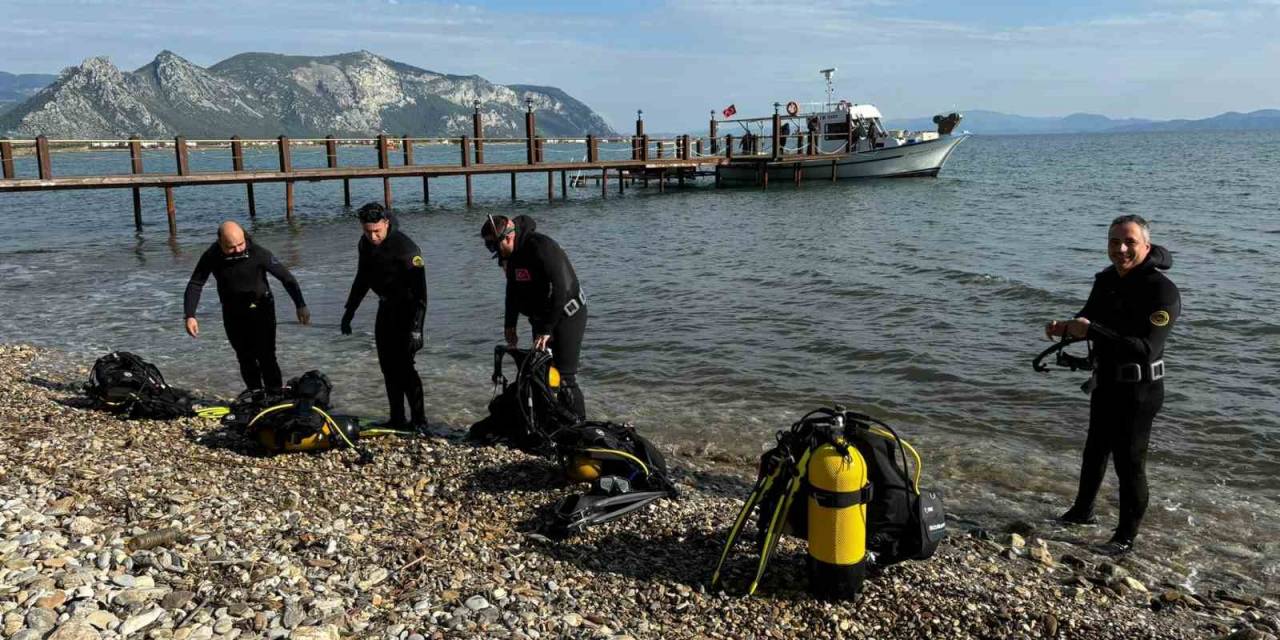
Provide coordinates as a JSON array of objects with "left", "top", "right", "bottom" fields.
[
  {"left": 1045, "top": 214, "right": 1180, "bottom": 555},
  {"left": 184, "top": 221, "right": 309, "bottom": 391},
  {"left": 341, "top": 203, "right": 428, "bottom": 431},
  {"left": 481, "top": 214, "right": 588, "bottom": 420}
]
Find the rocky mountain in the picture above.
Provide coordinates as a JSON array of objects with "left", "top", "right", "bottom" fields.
[{"left": 0, "top": 51, "right": 616, "bottom": 139}]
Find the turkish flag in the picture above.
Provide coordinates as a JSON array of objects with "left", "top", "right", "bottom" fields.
[{"left": 722, "top": 104, "right": 737, "bottom": 118}]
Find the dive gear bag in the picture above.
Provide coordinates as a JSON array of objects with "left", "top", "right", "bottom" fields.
[
  {"left": 711, "top": 406, "right": 946, "bottom": 598},
  {"left": 548, "top": 421, "right": 679, "bottom": 537},
  {"left": 87, "top": 352, "right": 196, "bottom": 419},
  {"left": 239, "top": 370, "right": 365, "bottom": 458},
  {"left": 469, "top": 346, "right": 579, "bottom": 455}
]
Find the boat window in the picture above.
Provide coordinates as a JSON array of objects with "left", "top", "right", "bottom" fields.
[{"left": 824, "top": 121, "right": 849, "bottom": 141}]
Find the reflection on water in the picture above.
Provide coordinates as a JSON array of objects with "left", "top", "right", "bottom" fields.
[{"left": 1, "top": 133, "right": 1278, "bottom": 596}]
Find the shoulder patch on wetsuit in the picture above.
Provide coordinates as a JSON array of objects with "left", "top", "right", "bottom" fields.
[
  {"left": 1150, "top": 310, "right": 1171, "bottom": 327},
  {"left": 514, "top": 268, "right": 532, "bottom": 282},
  {"left": 411, "top": 255, "right": 424, "bottom": 268}
]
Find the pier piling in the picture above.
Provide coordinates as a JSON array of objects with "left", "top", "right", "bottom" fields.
[
  {"left": 278, "top": 136, "right": 294, "bottom": 219},
  {"left": 0, "top": 138, "right": 13, "bottom": 180},
  {"left": 35, "top": 136, "right": 51, "bottom": 180},
  {"left": 128, "top": 137, "right": 143, "bottom": 230},
  {"left": 377, "top": 134, "right": 391, "bottom": 209}
]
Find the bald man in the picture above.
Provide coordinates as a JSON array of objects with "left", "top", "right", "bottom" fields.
[{"left": 184, "top": 221, "right": 309, "bottom": 391}]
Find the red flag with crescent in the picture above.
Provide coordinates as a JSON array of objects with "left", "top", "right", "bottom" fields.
[{"left": 722, "top": 104, "right": 737, "bottom": 118}]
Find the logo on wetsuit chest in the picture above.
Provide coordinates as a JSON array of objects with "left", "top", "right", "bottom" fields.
[
  {"left": 514, "top": 268, "right": 532, "bottom": 282},
  {"left": 1150, "top": 310, "right": 1170, "bottom": 327}
]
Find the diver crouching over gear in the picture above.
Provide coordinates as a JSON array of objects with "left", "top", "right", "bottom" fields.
[
  {"left": 342, "top": 203, "right": 429, "bottom": 434},
  {"left": 1044, "top": 215, "right": 1180, "bottom": 556},
  {"left": 183, "top": 221, "right": 310, "bottom": 392},
  {"left": 711, "top": 406, "right": 945, "bottom": 599},
  {"left": 480, "top": 214, "right": 588, "bottom": 421}
]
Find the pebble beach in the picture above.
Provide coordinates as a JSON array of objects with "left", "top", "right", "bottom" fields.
[{"left": 1, "top": 344, "right": 1276, "bottom": 640}]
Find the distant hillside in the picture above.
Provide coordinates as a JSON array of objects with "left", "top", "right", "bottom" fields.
[
  {"left": 1109, "top": 109, "right": 1280, "bottom": 132},
  {"left": 0, "top": 52, "right": 617, "bottom": 139},
  {"left": 0, "top": 72, "right": 57, "bottom": 115},
  {"left": 883, "top": 110, "right": 1154, "bottom": 135}
]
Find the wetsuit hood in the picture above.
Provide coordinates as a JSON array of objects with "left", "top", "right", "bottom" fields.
[{"left": 512, "top": 215, "right": 537, "bottom": 252}]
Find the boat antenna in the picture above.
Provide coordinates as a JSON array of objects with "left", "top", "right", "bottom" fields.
[{"left": 820, "top": 68, "right": 837, "bottom": 109}]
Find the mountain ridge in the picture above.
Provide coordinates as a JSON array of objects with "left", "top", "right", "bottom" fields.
[{"left": 0, "top": 51, "right": 617, "bottom": 139}]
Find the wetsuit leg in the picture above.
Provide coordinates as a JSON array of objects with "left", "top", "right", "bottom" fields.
[
  {"left": 375, "top": 302, "right": 425, "bottom": 425},
  {"left": 253, "top": 301, "right": 282, "bottom": 390},
  {"left": 223, "top": 307, "right": 263, "bottom": 390},
  {"left": 549, "top": 307, "right": 587, "bottom": 419},
  {"left": 1112, "top": 381, "right": 1162, "bottom": 541},
  {"left": 1068, "top": 386, "right": 1115, "bottom": 517}
]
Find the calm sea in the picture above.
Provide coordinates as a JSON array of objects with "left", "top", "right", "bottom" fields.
[{"left": 1, "top": 132, "right": 1276, "bottom": 595}]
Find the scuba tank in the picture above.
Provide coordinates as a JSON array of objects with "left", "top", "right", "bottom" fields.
[{"left": 806, "top": 435, "right": 871, "bottom": 599}]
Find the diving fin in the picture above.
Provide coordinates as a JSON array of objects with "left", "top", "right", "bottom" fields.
[
  {"left": 749, "top": 449, "right": 811, "bottom": 595},
  {"left": 711, "top": 466, "right": 780, "bottom": 588}
]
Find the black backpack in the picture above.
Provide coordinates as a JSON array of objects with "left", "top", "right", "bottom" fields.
[
  {"left": 289, "top": 370, "right": 333, "bottom": 410},
  {"left": 87, "top": 352, "right": 195, "bottom": 420},
  {"left": 88, "top": 352, "right": 166, "bottom": 408},
  {"left": 548, "top": 421, "right": 678, "bottom": 537},
  {"left": 469, "top": 347, "right": 579, "bottom": 455}
]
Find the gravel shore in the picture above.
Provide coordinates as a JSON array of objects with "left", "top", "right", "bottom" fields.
[{"left": 1, "top": 344, "right": 1275, "bottom": 639}]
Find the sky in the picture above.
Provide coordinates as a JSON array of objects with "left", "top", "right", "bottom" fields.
[{"left": 1, "top": 0, "right": 1277, "bottom": 131}]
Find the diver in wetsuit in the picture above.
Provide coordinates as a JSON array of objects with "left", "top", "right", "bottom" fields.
[
  {"left": 341, "top": 203, "right": 428, "bottom": 431},
  {"left": 480, "top": 214, "right": 588, "bottom": 420},
  {"left": 1045, "top": 214, "right": 1180, "bottom": 556},
  {"left": 184, "top": 221, "right": 309, "bottom": 391}
]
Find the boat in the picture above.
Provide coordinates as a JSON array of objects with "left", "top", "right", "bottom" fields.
[{"left": 715, "top": 68, "right": 967, "bottom": 183}]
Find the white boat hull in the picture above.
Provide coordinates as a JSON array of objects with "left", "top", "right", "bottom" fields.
[{"left": 717, "top": 134, "right": 968, "bottom": 183}]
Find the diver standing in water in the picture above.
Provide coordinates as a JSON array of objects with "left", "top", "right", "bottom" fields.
[
  {"left": 1045, "top": 214, "right": 1180, "bottom": 555},
  {"left": 341, "top": 203, "right": 429, "bottom": 432},
  {"left": 480, "top": 214, "right": 588, "bottom": 420},
  {"left": 184, "top": 221, "right": 309, "bottom": 392}
]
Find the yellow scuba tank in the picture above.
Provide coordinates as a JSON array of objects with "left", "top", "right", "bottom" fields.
[
  {"left": 806, "top": 437, "right": 870, "bottom": 599},
  {"left": 250, "top": 404, "right": 359, "bottom": 453}
]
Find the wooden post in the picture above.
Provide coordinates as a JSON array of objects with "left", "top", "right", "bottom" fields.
[
  {"left": 832, "top": 159, "right": 838, "bottom": 182},
  {"left": 473, "top": 107, "right": 485, "bottom": 164},
  {"left": 795, "top": 163, "right": 801, "bottom": 186},
  {"left": 659, "top": 169, "right": 665, "bottom": 193},
  {"left": 634, "top": 115, "right": 644, "bottom": 160},
  {"left": 586, "top": 135, "right": 598, "bottom": 163},
  {"left": 600, "top": 168, "right": 607, "bottom": 198},
  {"left": 35, "top": 135, "right": 52, "bottom": 179},
  {"left": 725, "top": 135, "right": 734, "bottom": 160},
  {"left": 232, "top": 136, "right": 255, "bottom": 217},
  {"left": 560, "top": 170, "right": 567, "bottom": 199},
  {"left": 715, "top": 165, "right": 721, "bottom": 188},
  {"left": 0, "top": 138, "right": 15, "bottom": 179},
  {"left": 165, "top": 187, "right": 176, "bottom": 234},
  {"left": 402, "top": 135, "right": 414, "bottom": 166},
  {"left": 128, "top": 137, "right": 143, "bottom": 230},
  {"left": 640, "top": 135, "right": 650, "bottom": 161},
  {"left": 546, "top": 171, "right": 553, "bottom": 201},
  {"left": 324, "top": 135, "right": 348, "bottom": 207},
  {"left": 460, "top": 136, "right": 472, "bottom": 207},
  {"left": 525, "top": 110, "right": 536, "bottom": 164},
  {"left": 510, "top": 173, "right": 517, "bottom": 200},
  {"left": 772, "top": 113, "right": 782, "bottom": 161},
  {"left": 174, "top": 136, "right": 189, "bottom": 176},
  {"left": 535, "top": 137, "right": 544, "bottom": 163},
  {"left": 678, "top": 168, "right": 685, "bottom": 187},
  {"left": 377, "top": 134, "right": 391, "bottom": 208},
  {"left": 710, "top": 113, "right": 719, "bottom": 155},
  {"left": 278, "top": 135, "right": 294, "bottom": 219},
  {"left": 656, "top": 140, "right": 664, "bottom": 159},
  {"left": 762, "top": 163, "right": 769, "bottom": 190},
  {"left": 694, "top": 138, "right": 703, "bottom": 157},
  {"left": 807, "top": 132, "right": 816, "bottom": 156}
]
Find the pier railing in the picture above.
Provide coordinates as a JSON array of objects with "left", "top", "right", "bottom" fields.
[{"left": 1, "top": 109, "right": 860, "bottom": 234}]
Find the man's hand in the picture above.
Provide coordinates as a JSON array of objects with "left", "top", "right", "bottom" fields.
[
  {"left": 409, "top": 331, "right": 424, "bottom": 352},
  {"left": 504, "top": 326, "right": 518, "bottom": 348},
  {"left": 532, "top": 334, "right": 551, "bottom": 352},
  {"left": 340, "top": 309, "right": 354, "bottom": 335},
  {"left": 1045, "top": 320, "right": 1067, "bottom": 339},
  {"left": 297, "top": 306, "right": 311, "bottom": 326},
  {"left": 185, "top": 317, "right": 199, "bottom": 338}
]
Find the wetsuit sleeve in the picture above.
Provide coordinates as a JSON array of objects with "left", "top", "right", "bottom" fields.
[
  {"left": 262, "top": 248, "right": 307, "bottom": 309},
  {"left": 1087, "top": 279, "right": 1180, "bottom": 360},
  {"left": 530, "top": 240, "right": 575, "bottom": 335},
  {"left": 504, "top": 276, "right": 519, "bottom": 329},
  {"left": 405, "top": 247, "right": 428, "bottom": 334},
  {"left": 344, "top": 247, "right": 371, "bottom": 313},
  {"left": 182, "top": 248, "right": 215, "bottom": 318}
]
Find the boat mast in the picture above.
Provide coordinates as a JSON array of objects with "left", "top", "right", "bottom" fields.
[{"left": 820, "top": 67, "right": 837, "bottom": 109}]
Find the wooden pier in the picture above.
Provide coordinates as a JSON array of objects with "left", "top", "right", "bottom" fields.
[{"left": 0, "top": 109, "right": 856, "bottom": 234}]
